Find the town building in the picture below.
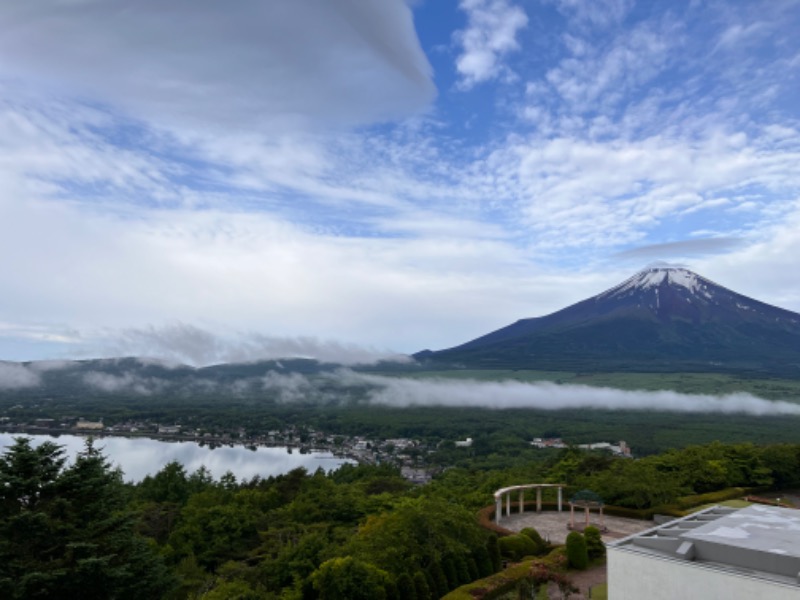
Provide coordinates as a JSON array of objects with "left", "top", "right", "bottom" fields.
[
  {"left": 608, "top": 504, "right": 800, "bottom": 599},
  {"left": 75, "top": 419, "right": 104, "bottom": 430}
]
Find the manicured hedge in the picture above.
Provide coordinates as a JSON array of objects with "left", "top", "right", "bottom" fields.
[
  {"left": 441, "top": 549, "right": 566, "bottom": 600},
  {"left": 674, "top": 487, "right": 752, "bottom": 510}
]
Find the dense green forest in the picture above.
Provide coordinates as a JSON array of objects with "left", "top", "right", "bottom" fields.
[{"left": 2, "top": 437, "right": 799, "bottom": 599}]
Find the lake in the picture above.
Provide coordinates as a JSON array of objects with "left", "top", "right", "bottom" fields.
[{"left": 0, "top": 432, "right": 353, "bottom": 483}]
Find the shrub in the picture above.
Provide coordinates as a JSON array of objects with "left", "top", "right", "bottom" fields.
[
  {"left": 583, "top": 526, "right": 605, "bottom": 559},
  {"left": 675, "top": 487, "right": 749, "bottom": 510},
  {"left": 565, "top": 532, "right": 588, "bottom": 570},
  {"left": 498, "top": 534, "right": 538, "bottom": 561},
  {"left": 441, "top": 548, "right": 566, "bottom": 600},
  {"left": 520, "top": 527, "right": 548, "bottom": 555}
]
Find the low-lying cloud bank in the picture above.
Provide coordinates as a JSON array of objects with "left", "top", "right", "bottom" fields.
[
  {"left": 4, "top": 358, "right": 800, "bottom": 417},
  {"left": 0, "top": 362, "right": 41, "bottom": 389},
  {"left": 100, "top": 323, "right": 410, "bottom": 366},
  {"left": 352, "top": 373, "right": 800, "bottom": 416}
]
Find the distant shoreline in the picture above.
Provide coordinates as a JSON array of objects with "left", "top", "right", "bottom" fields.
[{"left": 0, "top": 426, "right": 358, "bottom": 462}]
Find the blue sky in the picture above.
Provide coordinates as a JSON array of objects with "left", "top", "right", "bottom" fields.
[{"left": 0, "top": 0, "right": 798, "bottom": 365}]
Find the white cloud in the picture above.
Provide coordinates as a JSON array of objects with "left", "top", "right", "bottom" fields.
[
  {"left": 82, "top": 371, "right": 166, "bottom": 395},
  {"left": 541, "top": 20, "right": 675, "bottom": 113},
  {"left": 612, "top": 238, "right": 745, "bottom": 261},
  {"left": 0, "top": 1, "right": 435, "bottom": 133},
  {"left": 548, "top": 0, "right": 635, "bottom": 29},
  {"left": 0, "top": 0, "right": 798, "bottom": 365},
  {"left": 0, "top": 362, "right": 40, "bottom": 389},
  {"left": 454, "top": 0, "right": 528, "bottom": 88},
  {"left": 99, "top": 324, "right": 411, "bottom": 367},
  {"left": 253, "top": 369, "right": 800, "bottom": 416},
  {"left": 496, "top": 128, "right": 800, "bottom": 249},
  {"left": 358, "top": 374, "right": 800, "bottom": 416}
]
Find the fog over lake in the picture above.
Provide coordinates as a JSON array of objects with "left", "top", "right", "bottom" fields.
[{"left": 0, "top": 433, "right": 353, "bottom": 483}]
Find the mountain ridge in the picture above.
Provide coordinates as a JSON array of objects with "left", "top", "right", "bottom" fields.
[{"left": 414, "top": 267, "right": 800, "bottom": 377}]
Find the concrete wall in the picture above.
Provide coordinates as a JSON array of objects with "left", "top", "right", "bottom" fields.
[{"left": 607, "top": 548, "right": 800, "bottom": 600}]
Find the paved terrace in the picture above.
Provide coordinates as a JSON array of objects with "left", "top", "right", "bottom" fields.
[{"left": 500, "top": 511, "right": 654, "bottom": 545}]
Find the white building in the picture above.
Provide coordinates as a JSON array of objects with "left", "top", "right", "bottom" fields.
[
  {"left": 608, "top": 505, "right": 800, "bottom": 599},
  {"left": 577, "top": 440, "right": 631, "bottom": 456}
]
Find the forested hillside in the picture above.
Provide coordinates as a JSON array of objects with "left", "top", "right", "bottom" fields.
[{"left": 2, "top": 437, "right": 799, "bottom": 598}]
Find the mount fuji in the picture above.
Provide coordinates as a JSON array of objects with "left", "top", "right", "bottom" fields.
[{"left": 414, "top": 267, "right": 800, "bottom": 377}]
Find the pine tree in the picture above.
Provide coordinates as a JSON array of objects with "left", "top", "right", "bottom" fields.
[
  {"left": 396, "top": 573, "right": 417, "bottom": 600},
  {"left": 0, "top": 438, "right": 174, "bottom": 599},
  {"left": 487, "top": 534, "right": 502, "bottom": 573},
  {"left": 413, "top": 571, "right": 431, "bottom": 600}
]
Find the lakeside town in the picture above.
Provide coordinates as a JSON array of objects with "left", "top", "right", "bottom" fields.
[{"left": 0, "top": 413, "right": 632, "bottom": 486}]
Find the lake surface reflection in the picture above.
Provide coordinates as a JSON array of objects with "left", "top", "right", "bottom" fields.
[{"left": 0, "top": 433, "right": 353, "bottom": 483}]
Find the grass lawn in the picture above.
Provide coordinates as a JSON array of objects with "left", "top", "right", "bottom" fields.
[
  {"left": 690, "top": 499, "right": 753, "bottom": 512},
  {"left": 589, "top": 582, "right": 608, "bottom": 599}
]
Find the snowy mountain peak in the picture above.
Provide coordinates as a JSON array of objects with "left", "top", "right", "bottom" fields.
[{"left": 601, "top": 266, "right": 707, "bottom": 299}]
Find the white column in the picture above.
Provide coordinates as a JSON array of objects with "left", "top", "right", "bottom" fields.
[
  {"left": 505, "top": 492, "right": 511, "bottom": 517},
  {"left": 519, "top": 490, "right": 525, "bottom": 513},
  {"left": 495, "top": 497, "right": 502, "bottom": 524},
  {"left": 558, "top": 487, "right": 563, "bottom": 512},
  {"left": 536, "top": 487, "right": 542, "bottom": 513}
]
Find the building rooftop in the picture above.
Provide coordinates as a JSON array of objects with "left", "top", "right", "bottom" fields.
[{"left": 609, "top": 505, "right": 800, "bottom": 586}]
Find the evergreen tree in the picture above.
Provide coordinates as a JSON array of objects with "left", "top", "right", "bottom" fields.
[
  {"left": 487, "top": 534, "right": 502, "bottom": 573},
  {"left": 428, "top": 561, "right": 449, "bottom": 596},
  {"left": 413, "top": 571, "right": 431, "bottom": 600},
  {"left": 472, "top": 545, "right": 494, "bottom": 578},
  {"left": 455, "top": 554, "right": 472, "bottom": 585},
  {"left": 466, "top": 556, "right": 480, "bottom": 582},
  {"left": 396, "top": 573, "right": 417, "bottom": 600},
  {"left": 0, "top": 438, "right": 174, "bottom": 599},
  {"left": 442, "top": 555, "right": 459, "bottom": 590}
]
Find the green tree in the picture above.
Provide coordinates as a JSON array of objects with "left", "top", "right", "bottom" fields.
[
  {"left": 428, "top": 561, "right": 448, "bottom": 597},
  {"left": 0, "top": 438, "right": 174, "bottom": 599},
  {"left": 413, "top": 571, "right": 431, "bottom": 600},
  {"left": 137, "top": 460, "right": 190, "bottom": 504},
  {"left": 311, "top": 556, "right": 390, "bottom": 600},
  {"left": 486, "top": 534, "right": 502, "bottom": 573},
  {"left": 349, "top": 497, "right": 484, "bottom": 577},
  {"left": 442, "top": 554, "right": 459, "bottom": 590},
  {"left": 565, "top": 531, "right": 588, "bottom": 570},
  {"left": 396, "top": 572, "right": 417, "bottom": 600},
  {"left": 472, "top": 545, "right": 494, "bottom": 578}
]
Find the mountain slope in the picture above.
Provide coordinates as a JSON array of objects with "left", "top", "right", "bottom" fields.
[{"left": 415, "top": 267, "right": 800, "bottom": 377}]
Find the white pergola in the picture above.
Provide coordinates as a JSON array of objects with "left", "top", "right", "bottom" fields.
[{"left": 493, "top": 483, "right": 565, "bottom": 524}]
